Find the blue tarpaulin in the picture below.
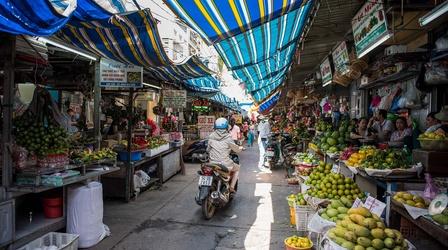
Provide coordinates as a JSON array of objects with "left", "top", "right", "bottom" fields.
[{"left": 259, "top": 91, "right": 281, "bottom": 113}]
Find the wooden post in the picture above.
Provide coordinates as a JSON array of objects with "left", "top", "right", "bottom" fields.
[
  {"left": 125, "top": 88, "right": 134, "bottom": 202},
  {"left": 93, "top": 61, "right": 101, "bottom": 150},
  {"left": 1, "top": 35, "right": 15, "bottom": 200}
]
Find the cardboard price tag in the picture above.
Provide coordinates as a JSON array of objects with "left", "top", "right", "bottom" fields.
[
  {"left": 351, "top": 198, "right": 363, "bottom": 208},
  {"left": 362, "top": 196, "right": 386, "bottom": 217},
  {"left": 331, "top": 164, "right": 340, "bottom": 173}
]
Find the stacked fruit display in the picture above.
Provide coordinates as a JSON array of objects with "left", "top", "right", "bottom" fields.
[
  {"left": 287, "top": 193, "right": 308, "bottom": 206},
  {"left": 304, "top": 161, "right": 332, "bottom": 186},
  {"left": 14, "top": 114, "right": 69, "bottom": 157},
  {"left": 316, "top": 119, "right": 332, "bottom": 132},
  {"left": 340, "top": 147, "right": 356, "bottom": 161},
  {"left": 72, "top": 148, "right": 117, "bottom": 163},
  {"left": 328, "top": 207, "right": 409, "bottom": 250},
  {"left": 315, "top": 120, "right": 352, "bottom": 153},
  {"left": 360, "top": 149, "right": 410, "bottom": 170},
  {"left": 392, "top": 192, "right": 428, "bottom": 209},
  {"left": 305, "top": 172, "right": 364, "bottom": 200},
  {"left": 285, "top": 236, "right": 313, "bottom": 249},
  {"left": 418, "top": 131, "right": 448, "bottom": 151},
  {"left": 147, "top": 136, "right": 168, "bottom": 149},
  {"left": 319, "top": 198, "right": 354, "bottom": 222},
  {"left": 293, "top": 153, "right": 319, "bottom": 165},
  {"left": 345, "top": 146, "right": 376, "bottom": 167}
]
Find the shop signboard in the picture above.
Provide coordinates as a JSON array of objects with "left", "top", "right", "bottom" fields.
[
  {"left": 162, "top": 90, "right": 187, "bottom": 108},
  {"left": 99, "top": 58, "right": 143, "bottom": 88},
  {"left": 332, "top": 41, "right": 350, "bottom": 74},
  {"left": 197, "top": 115, "right": 215, "bottom": 139},
  {"left": 232, "top": 114, "right": 243, "bottom": 124},
  {"left": 352, "top": 0, "right": 391, "bottom": 58},
  {"left": 320, "top": 57, "right": 332, "bottom": 86}
]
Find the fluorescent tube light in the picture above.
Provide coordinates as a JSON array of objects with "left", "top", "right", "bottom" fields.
[
  {"left": 357, "top": 33, "right": 393, "bottom": 59},
  {"left": 36, "top": 37, "right": 98, "bottom": 61},
  {"left": 322, "top": 81, "right": 332, "bottom": 87},
  {"left": 142, "top": 82, "right": 162, "bottom": 89},
  {"left": 419, "top": 1, "right": 448, "bottom": 26}
]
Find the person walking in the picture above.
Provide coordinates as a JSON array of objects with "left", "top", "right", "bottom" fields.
[
  {"left": 257, "top": 115, "right": 271, "bottom": 169},
  {"left": 229, "top": 119, "right": 241, "bottom": 145},
  {"left": 247, "top": 123, "right": 255, "bottom": 147}
]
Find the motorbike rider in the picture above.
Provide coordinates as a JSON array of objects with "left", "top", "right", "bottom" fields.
[{"left": 207, "top": 117, "right": 242, "bottom": 193}]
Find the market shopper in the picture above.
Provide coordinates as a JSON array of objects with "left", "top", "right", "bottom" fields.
[
  {"left": 350, "top": 117, "right": 373, "bottom": 145},
  {"left": 425, "top": 112, "right": 441, "bottom": 132},
  {"left": 434, "top": 106, "right": 448, "bottom": 135},
  {"left": 207, "top": 118, "right": 242, "bottom": 192},
  {"left": 368, "top": 109, "right": 394, "bottom": 143},
  {"left": 257, "top": 115, "right": 271, "bottom": 169},
  {"left": 247, "top": 123, "right": 255, "bottom": 147},
  {"left": 230, "top": 119, "right": 242, "bottom": 144},
  {"left": 390, "top": 117, "right": 412, "bottom": 143}
]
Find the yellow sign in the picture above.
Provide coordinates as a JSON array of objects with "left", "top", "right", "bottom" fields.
[{"left": 232, "top": 114, "right": 243, "bottom": 124}]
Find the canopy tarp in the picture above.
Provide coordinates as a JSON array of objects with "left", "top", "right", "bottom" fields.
[
  {"left": 164, "top": 0, "right": 308, "bottom": 44},
  {"left": 0, "top": 0, "right": 76, "bottom": 35},
  {"left": 209, "top": 92, "right": 239, "bottom": 110},
  {"left": 184, "top": 76, "right": 220, "bottom": 93},
  {"left": 251, "top": 77, "right": 284, "bottom": 103},
  {"left": 259, "top": 91, "right": 281, "bottom": 113}
]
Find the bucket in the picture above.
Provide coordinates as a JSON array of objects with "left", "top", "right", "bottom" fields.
[
  {"left": 117, "top": 151, "right": 142, "bottom": 161},
  {"left": 43, "top": 197, "right": 63, "bottom": 218},
  {"left": 289, "top": 206, "right": 296, "bottom": 226}
]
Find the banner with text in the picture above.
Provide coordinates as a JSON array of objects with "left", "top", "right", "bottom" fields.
[
  {"left": 162, "top": 90, "right": 187, "bottom": 108},
  {"left": 100, "top": 58, "right": 143, "bottom": 88}
]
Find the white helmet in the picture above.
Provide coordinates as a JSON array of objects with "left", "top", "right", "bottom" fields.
[{"left": 214, "top": 117, "right": 229, "bottom": 129}]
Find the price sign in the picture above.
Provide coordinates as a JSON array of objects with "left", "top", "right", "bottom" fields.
[
  {"left": 320, "top": 57, "right": 332, "bottom": 85},
  {"left": 99, "top": 58, "right": 143, "bottom": 88},
  {"left": 331, "top": 164, "right": 340, "bottom": 173},
  {"left": 363, "top": 196, "right": 386, "bottom": 217},
  {"left": 162, "top": 90, "right": 187, "bottom": 108}
]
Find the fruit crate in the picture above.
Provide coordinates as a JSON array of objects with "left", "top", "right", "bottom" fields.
[
  {"left": 17, "top": 232, "right": 79, "bottom": 250},
  {"left": 294, "top": 204, "right": 315, "bottom": 232},
  {"left": 418, "top": 138, "right": 448, "bottom": 151}
]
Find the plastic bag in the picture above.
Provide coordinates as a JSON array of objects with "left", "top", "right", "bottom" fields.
[
  {"left": 404, "top": 79, "right": 420, "bottom": 107},
  {"left": 424, "top": 173, "right": 439, "bottom": 200},
  {"left": 425, "top": 62, "right": 448, "bottom": 85},
  {"left": 435, "top": 31, "right": 448, "bottom": 50}
]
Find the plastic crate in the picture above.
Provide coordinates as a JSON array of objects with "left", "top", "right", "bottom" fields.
[
  {"left": 17, "top": 232, "right": 79, "bottom": 250},
  {"left": 294, "top": 204, "right": 315, "bottom": 232}
]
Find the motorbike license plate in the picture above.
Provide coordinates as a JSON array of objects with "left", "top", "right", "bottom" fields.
[
  {"left": 198, "top": 176, "right": 213, "bottom": 186},
  {"left": 265, "top": 151, "right": 275, "bottom": 157}
]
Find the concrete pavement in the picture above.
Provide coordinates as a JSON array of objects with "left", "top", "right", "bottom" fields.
[{"left": 91, "top": 143, "right": 299, "bottom": 250}]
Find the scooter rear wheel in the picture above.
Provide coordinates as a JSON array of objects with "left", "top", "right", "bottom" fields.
[{"left": 202, "top": 195, "right": 216, "bottom": 219}]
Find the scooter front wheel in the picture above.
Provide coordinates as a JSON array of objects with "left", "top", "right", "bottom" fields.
[{"left": 202, "top": 195, "right": 216, "bottom": 219}]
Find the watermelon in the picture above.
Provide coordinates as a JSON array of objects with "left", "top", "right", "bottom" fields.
[
  {"left": 338, "top": 137, "right": 345, "bottom": 144},
  {"left": 331, "top": 131, "right": 340, "bottom": 139}
]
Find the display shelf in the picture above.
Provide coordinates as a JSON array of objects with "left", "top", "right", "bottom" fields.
[
  {"left": 14, "top": 213, "right": 66, "bottom": 248},
  {"left": 8, "top": 166, "right": 120, "bottom": 197},
  {"left": 431, "top": 49, "right": 448, "bottom": 61},
  {"left": 359, "top": 70, "right": 420, "bottom": 90},
  {"left": 390, "top": 200, "right": 448, "bottom": 248},
  {"left": 379, "top": 52, "right": 428, "bottom": 65}
]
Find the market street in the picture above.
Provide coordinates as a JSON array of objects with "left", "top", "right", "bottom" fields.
[{"left": 91, "top": 143, "right": 297, "bottom": 250}]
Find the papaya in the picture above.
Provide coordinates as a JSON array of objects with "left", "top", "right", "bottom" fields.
[
  {"left": 334, "top": 226, "right": 347, "bottom": 238},
  {"left": 354, "top": 245, "right": 365, "bottom": 250},
  {"left": 342, "top": 241, "right": 355, "bottom": 250},
  {"left": 362, "top": 218, "right": 377, "bottom": 230},
  {"left": 376, "top": 221, "right": 385, "bottom": 229},
  {"left": 384, "top": 237, "right": 395, "bottom": 248},
  {"left": 384, "top": 228, "right": 395, "bottom": 238},
  {"left": 336, "top": 220, "right": 344, "bottom": 227},
  {"left": 349, "top": 214, "right": 366, "bottom": 225},
  {"left": 331, "top": 199, "right": 345, "bottom": 209},
  {"left": 353, "top": 225, "right": 370, "bottom": 237},
  {"left": 341, "top": 196, "right": 353, "bottom": 207},
  {"left": 348, "top": 207, "right": 372, "bottom": 218},
  {"left": 371, "top": 239, "right": 384, "bottom": 249},
  {"left": 371, "top": 228, "right": 385, "bottom": 239},
  {"left": 327, "top": 208, "right": 339, "bottom": 217},
  {"left": 357, "top": 237, "right": 372, "bottom": 248},
  {"left": 338, "top": 213, "right": 348, "bottom": 220},
  {"left": 344, "top": 231, "right": 357, "bottom": 243},
  {"left": 321, "top": 213, "right": 330, "bottom": 220},
  {"left": 338, "top": 207, "right": 349, "bottom": 214}
]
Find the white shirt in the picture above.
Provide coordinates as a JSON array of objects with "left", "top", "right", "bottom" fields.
[
  {"left": 258, "top": 120, "right": 271, "bottom": 139},
  {"left": 372, "top": 119, "right": 394, "bottom": 142}
]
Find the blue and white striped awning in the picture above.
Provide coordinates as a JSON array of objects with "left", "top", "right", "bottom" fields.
[
  {"left": 166, "top": 0, "right": 314, "bottom": 104},
  {"left": 259, "top": 91, "right": 281, "bottom": 113},
  {"left": 209, "top": 92, "right": 239, "bottom": 110},
  {"left": 165, "top": 0, "right": 309, "bottom": 44},
  {"left": 184, "top": 76, "right": 220, "bottom": 93}
]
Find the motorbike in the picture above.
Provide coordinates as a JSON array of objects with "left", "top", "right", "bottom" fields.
[
  {"left": 195, "top": 152, "right": 239, "bottom": 219},
  {"left": 183, "top": 139, "right": 209, "bottom": 163},
  {"left": 263, "top": 132, "right": 283, "bottom": 168}
]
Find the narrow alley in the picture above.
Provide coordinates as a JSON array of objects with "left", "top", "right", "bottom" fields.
[{"left": 93, "top": 144, "right": 297, "bottom": 250}]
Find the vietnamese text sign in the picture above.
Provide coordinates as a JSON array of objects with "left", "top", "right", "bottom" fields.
[
  {"left": 197, "top": 116, "right": 215, "bottom": 128},
  {"left": 162, "top": 90, "right": 187, "bottom": 108},
  {"left": 99, "top": 58, "right": 143, "bottom": 88},
  {"left": 332, "top": 41, "right": 350, "bottom": 74},
  {"left": 320, "top": 57, "right": 332, "bottom": 85},
  {"left": 352, "top": 0, "right": 390, "bottom": 58}
]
